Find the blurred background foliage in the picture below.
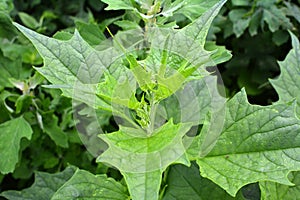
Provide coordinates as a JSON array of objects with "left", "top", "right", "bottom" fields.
[{"left": 0, "top": 0, "right": 299, "bottom": 199}]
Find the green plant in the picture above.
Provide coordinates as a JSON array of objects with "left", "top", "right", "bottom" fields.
[
  {"left": 209, "top": 0, "right": 300, "bottom": 99},
  {"left": 1, "top": 0, "right": 300, "bottom": 199},
  {"left": 0, "top": 0, "right": 106, "bottom": 191}
]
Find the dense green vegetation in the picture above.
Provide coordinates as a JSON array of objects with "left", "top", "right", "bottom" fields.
[{"left": 0, "top": 0, "right": 300, "bottom": 199}]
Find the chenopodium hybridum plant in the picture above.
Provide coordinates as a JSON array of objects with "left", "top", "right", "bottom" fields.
[{"left": 11, "top": 0, "right": 300, "bottom": 199}]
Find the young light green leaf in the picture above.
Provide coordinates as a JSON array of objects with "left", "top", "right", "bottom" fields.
[
  {"left": 163, "top": 162, "right": 245, "bottom": 200},
  {"left": 0, "top": 117, "right": 33, "bottom": 174},
  {"left": 97, "top": 120, "right": 192, "bottom": 199},
  {"left": 0, "top": 166, "right": 76, "bottom": 200},
  {"left": 127, "top": 54, "right": 155, "bottom": 92},
  {"left": 139, "top": 46, "right": 189, "bottom": 100},
  {"left": 96, "top": 70, "right": 140, "bottom": 109},
  {"left": 52, "top": 169, "right": 129, "bottom": 199},
  {"left": 270, "top": 32, "right": 300, "bottom": 116},
  {"left": 98, "top": 120, "right": 191, "bottom": 171},
  {"left": 196, "top": 89, "right": 300, "bottom": 196},
  {"left": 260, "top": 171, "right": 300, "bottom": 200}
]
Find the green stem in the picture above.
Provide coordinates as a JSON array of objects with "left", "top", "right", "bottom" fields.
[{"left": 149, "top": 101, "right": 158, "bottom": 134}]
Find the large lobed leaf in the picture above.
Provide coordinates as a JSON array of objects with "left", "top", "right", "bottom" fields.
[
  {"left": 0, "top": 117, "right": 33, "bottom": 174},
  {"left": 148, "top": 0, "right": 228, "bottom": 68},
  {"left": 195, "top": 89, "right": 300, "bottom": 196},
  {"left": 1, "top": 166, "right": 76, "bottom": 200},
  {"left": 163, "top": 162, "right": 245, "bottom": 200},
  {"left": 260, "top": 31, "right": 300, "bottom": 200},
  {"left": 270, "top": 32, "right": 300, "bottom": 117},
  {"left": 51, "top": 169, "right": 129, "bottom": 199},
  {"left": 97, "top": 120, "right": 192, "bottom": 200},
  {"left": 0, "top": 166, "right": 129, "bottom": 200},
  {"left": 13, "top": 23, "right": 120, "bottom": 111}
]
